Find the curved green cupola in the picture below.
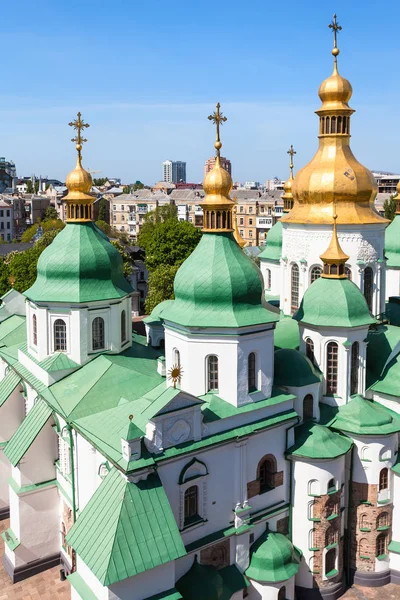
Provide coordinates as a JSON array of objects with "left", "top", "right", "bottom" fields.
[
  {"left": 24, "top": 113, "right": 132, "bottom": 303},
  {"left": 161, "top": 103, "right": 277, "bottom": 329}
]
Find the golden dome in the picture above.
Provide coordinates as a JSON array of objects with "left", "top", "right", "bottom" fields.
[
  {"left": 65, "top": 153, "right": 93, "bottom": 199},
  {"left": 320, "top": 212, "right": 349, "bottom": 279},
  {"left": 281, "top": 16, "right": 387, "bottom": 226},
  {"left": 203, "top": 155, "right": 233, "bottom": 203}
]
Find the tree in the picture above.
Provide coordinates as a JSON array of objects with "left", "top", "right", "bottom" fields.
[
  {"left": 5, "top": 231, "right": 57, "bottom": 293},
  {"left": 141, "top": 219, "right": 201, "bottom": 271},
  {"left": 123, "top": 186, "right": 131, "bottom": 194},
  {"left": 111, "top": 240, "right": 133, "bottom": 278},
  {"left": 93, "top": 177, "right": 108, "bottom": 187},
  {"left": 26, "top": 180, "right": 34, "bottom": 194},
  {"left": 145, "top": 264, "right": 179, "bottom": 314},
  {"left": 95, "top": 220, "right": 112, "bottom": 236},
  {"left": 384, "top": 195, "right": 397, "bottom": 221},
  {"left": 43, "top": 205, "right": 58, "bottom": 221},
  {"left": 137, "top": 204, "right": 178, "bottom": 250},
  {"left": 21, "top": 219, "right": 65, "bottom": 242},
  {"left": 97, "top": 197, "right": 107, "bottom": 222},
  {"left": 34, "top": 181, "right": 39, "bottom": 194},
  {"left": 132, "top": 181, "right": 144, "bottom": 191}
]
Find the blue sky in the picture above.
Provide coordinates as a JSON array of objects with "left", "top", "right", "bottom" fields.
[{"left": 2, "top": 1, "right": 400, "bottom": 184}]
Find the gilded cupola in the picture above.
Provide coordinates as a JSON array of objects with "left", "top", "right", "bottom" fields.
[
  {"left": 201, "top": 103, "right": 235, "bottom": 232},
  {"left": 281, "top": 15, "right": 387, "bottom": 226},
  {"left": 282, "top": 145, "right": 296, "bottom": 213},
  {"left": 63, "top": 112, "right": 95, "bottom": 222},
  {"left": 320, "top": 208, "right": 349, "bottom": 279}
]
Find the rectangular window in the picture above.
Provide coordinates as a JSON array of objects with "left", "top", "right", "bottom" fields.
[
  {"left": 240, "top": 218, "right": 244, "bottom": 225},
  {"left": 121, "top": 205, "right": 125, "bottom": 210},
  {"left": 6, "top": 222, "right": 10, "bottom": 229},
  {"left": 249, "top": 218, "right": 253, "bottom": 225},
  {"left": 249, "top": 230, "right": 253, "bottom": 237}
]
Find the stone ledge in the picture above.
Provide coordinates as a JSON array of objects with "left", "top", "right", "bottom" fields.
[
  {"left": 296, "top": 576, "right": 345, "bottom": 600},
  {"left": 2, "top": 551, "right": 61, "bottom": 583},
  {"left": 0, "top": 506, "right": 10, "bottom": 521},
  {"left": 352, "top": 568, "right": 391, "bottom": 587}
]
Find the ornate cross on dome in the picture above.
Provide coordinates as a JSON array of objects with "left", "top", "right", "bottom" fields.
[
  {"left": 208, "top": 102, "right": 227, "bottom": 156},
  {"left": 69, "top": 112, "right": 90, "bottom": 160},
  {"left": 287, "top": 144, "right": 296, "bottom": 177},
  {"left": 329, "top": 14, "right": 342, "bottom": 63}
]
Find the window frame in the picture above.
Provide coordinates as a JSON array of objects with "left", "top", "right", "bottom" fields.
[
  {"left": 92, "top": 316, "right": 105, "bottom": 351},
  {"left": 121, "top": 310, "right": 127, "bottom": 343},
  {"left": 291, "top": 263, "right": 300, "bottom": 314},
  {"left": 207, "top": 355, "right": 219, "bottom": 392},
  {"left": 248, "top": 352, "right": 257, "bottom": 393},
  {"left": 54, "top": 318, "right": 67, "bottom": 352},
  {"left": 326, "top": 341, "right": 339, "bottom": 395},
  {"left": 32, "top": 313, "right": 37, "bottom": 346}
]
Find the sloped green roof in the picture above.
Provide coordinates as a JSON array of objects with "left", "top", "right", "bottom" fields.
[
  {"left": 274, "top": 348, "right": 321, "bottom": 387},
  {"left": 369, "top": 351, "right": 400, "bottom": 397},
  {"left": 246, "top": 528, "right": 301, "bottom": 583},
  {"left": 24, "top": 222, "right": 133, "bottom": 303},
  {"left": 143, "top": 300, "right": 175, "bottom": 325},
  {"left": 366, "top": 325, "right": 400, "bottom": 387},
  {"left": 258, "top": 221, "right": 283, "bottom": 262},
  {"left": 274, "top": 316, "right": 300, "bottom": 350},
  {"left": 66, "top": 468, "right": 186, "bottom": 586},
  {"left": 294, "top": 277, "right": 375, "bottom": 328},
  {"left": 385, "top": 297, "right": 400, "bottom": 327},
  {"left": 176, "top": 558, "right": 248, "bottom": 600},
  {"left": 67, "top": 572, "right": 97, "bottom": 600},
  {"left": 0, "top": 315, "right": 26, "bottom": 348},
  {"left": 329, "top": 395, "right": 400, "bottom": 436},
  {"left": 145, "top": 589, "right": 182, "bottom": 600},
  {"left": 39, "top": 352, "right": 79, "bottom": 372},
  {"left": 385, "top": 215, "right": 400, "bottom": 268},
  {"left": 4, "top": 398, "right": 53, "bottom": 466},
  {"left": 161, "top": 232, "right": 278, "bottom": 328},
  {"left": 287, "top": 421, "right": 352, "bottom": 459},
  {"left": 0, "top": 371, "right": 21, "bottom": 408}
]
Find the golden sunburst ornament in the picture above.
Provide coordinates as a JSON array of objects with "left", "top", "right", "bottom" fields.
[{"left": 168, "top": 364, "right": 183, "bottom": 389}]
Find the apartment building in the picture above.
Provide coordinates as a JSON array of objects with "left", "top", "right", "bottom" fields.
[
  {"left": 0, "top": 200, "right": 13, "bottom": 241},
  {"left": 372, "top": 172, "right": 400, "bottom": 194},
  {"left": 234, "top": 190, "right": 282, "bottom": 247},
  {"left": 110, "top": 191, "right": 171, "bottom": 239},
  {"left": 204, "top": 155, "right": 231, "bottom": 177}
]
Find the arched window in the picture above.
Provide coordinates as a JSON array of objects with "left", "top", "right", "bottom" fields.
[
  {"left": 350, "top": 341, "right": 359, "bottom": 395},
  {"left": 173, "top": 348, "right": 181, "bottom": 367},
  {"left": 184, "top": 485, "right": 198, "bottom": 524},
  {"left": 376, "top": 533, "right": 388, "bottom": 557},
  {"left": 305, "top": 337, "right": 315, "bottom": 365},
  {"left": 326, "top": 116, "right": 331, "bottom": 134},
  {"left": 364, "top": 267, "right": 373, "bottom": 311},
  {"left": 331, "top": 116, "right": 337, "bottom": 133},
  {"left": 377, "top": 512, "right": 389, "bottom": 529},
  {"left": 121, "top": 310, "right": 126, "bottom": 343},
  {"left": 361, "top": 446, "right": 370, "bottom": 461},
  {"left": 379, "top": 468, "right": 388, "bottom": 491},
  {"left": 342, "top": 116, "right": 348, "bottom": 134},
  {"left": 257, "top": 454, "right": 278, "bottom": 492},
  {"left": 325, "top": 526, "right": 338, "bottom": 547},
  {"left": 291, "top": 264, "right": 299, "bottom": 314},
  {"left": 207, "top": 355, "right": 218, "bottom": 391},
  {"left": 278, "top": 587, "right": 286, "bottom": 600},
  {"left": 325, "top": 548, "right": 336, "bottom": 576},
  {"left": 54, "top": 319, "right": 67, "bottom": 351},
  {"left": 92, "top": 317, "right": 105, "bottom": 351},
  {"left": 266, "top": 268, "right": 271, "bottom": 290},
  {"left": 337, "top": 116, "right": 343, "bottom": 133},
  {"left": 248, "top": 352, "right": 256, "bottom": 393},
  {"left": 325, "top": 498, "right": 338, "bottom": 519},
  {"left": 326, "top": 342, "right": 338, "bottom": 394},
  {"left": 327, "top": 478, "right": 336, "bottom": 493},
  {"left": 310, "top": 266, "right": 322, "bottom": 283},
  {"left": 308, "top": 479, "right": 320, "bottom": 496},
  {"left": 308, "top": 528, "right": 315, "bottom": 550},
  {"left": 359, "top": 538, "right": 368, "bottom": 557},
  {"left": 303, "top": 394, "right": 314, "bottom": 421},
  {"left": 32, "top": 314, "right": 37, "bottom": 346},
  {"left": 345, "top": 266, "right": 352, "bottom": 280},
  {"left": 359, "top": 513, "right": 369, "bottom": 530}
]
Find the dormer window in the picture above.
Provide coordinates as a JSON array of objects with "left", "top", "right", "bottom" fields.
[
  {"left": 54, "top": 319, "right": 67, "bottom": 352},
  {"left": 92, "top": 317, "right": 105, "bottom": 351}
]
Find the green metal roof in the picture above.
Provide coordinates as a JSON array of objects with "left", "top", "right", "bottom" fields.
[
  {"left": 274, "top": 348, "right": 321, "bottom": 387},
  {"left": 24, "top": 222, "right": 133, "bottom": 303},
  {"left": 385, "top": 297, "right": 400, "bottom": 327},
  {"left": 385, "top": 215, "right": 400, "bottom": 268},
  {"left": 145, "top": 589, "right": 182, "bottom": 600},
  {"left": 274, "top": 316, "right": 300, "bottom": 350},
  {"left": 66, "top": 468, "right": 186, "bottom": 586},
  {"left": 369, "top": 351, "right": 400, "bottom": 398},
  {"left": 143, "top": 300, "right": 175, "bottom": 325},
  {"left": 67, "top": 572, "right": 98, "bottom": 600},
  {"left": 0, "top": 315, "right": 26, "bottom": 348},
  {"left": 329, "top": 395, "right": 400, "bottom": 436},
  {"left": 286, "top": 421, "right": 352, "bottom": 459},
  {"left": 294, "top": 277, "right": 376, "bottom": 328},
  {"left": 176, "top": 558, "right": 248, "bottom": 600},
  {"left": 246, "top": 528, "right": 301, "bottom": 583},
  {"left": 161, "top": 232, "right": 278, "bottom": 328},
  {"left": 4, "top": 398, "right": 53, "bottom": 466},
  {"left": 0, "top": 342, "right": 22, "bottom": 366},
  {"left": 366, "top": 324, "right": 400, "bottom": 387},
  {"left": 258, "top": 221, "right": 283, "bottom": 262},
  {"left": 0, "top": 371, "right": 21, "bottom": 408},
  {"left": 19, "top": 343, "right": 80, "bottom": 373}
]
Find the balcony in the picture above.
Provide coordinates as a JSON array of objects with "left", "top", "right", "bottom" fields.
[
  {"left": 256, "top": 217, "right": 273, "bottom": 228},
  {"left": 137, "top": 206, "right": 148, "bottom": 214}
]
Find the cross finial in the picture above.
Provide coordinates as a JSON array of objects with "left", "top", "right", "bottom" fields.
[
  {"left": 208, "top": 102, "right": 227, "bottom": 157},
  {"left": 287, "top": 144, "right": 296, "bottom": 177},
  {"left": 68, "top": 112, "right": 90, "bottom": 161},
  {"left": 329, "top": 14, "right": 342, "bottom": 65}
]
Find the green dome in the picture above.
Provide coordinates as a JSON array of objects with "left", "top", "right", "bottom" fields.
[
  {"left": 294, "top": 277, "right": 375, "bottom": 328},
  {"left": 161, "top": 232, "right": 278, "bottom": 328},
  {"left": 176, "top": 558, "right": 246, "bottom": 600},
  {"left": 385, "top": 215, "right": 400, "bottom": 268},
  {"left": 330, "top": 395, "right": 400, "bottom": 436},
  {"left": 274, "top": 348, "right": 321, "bottom": 387},
  {"left": 259, "top": 221, "right": 283, "bottom": 262},
  {"left": 25, "top": 222, "right": 133, "bottom": 303},
  {"left": 287, "top": 421, "right": 352, "bottom": 459},
  {"left": 143, "top": 300, "right": 175, "bottom": 325},
  {"left": 246, "top": 529, "right": 301, "bottom": 583},
  {"left": 274, "top": 316, "right": 299, "bottom": 350}
]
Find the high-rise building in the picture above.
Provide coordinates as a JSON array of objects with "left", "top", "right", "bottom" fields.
[
  {"left": 162, "top": 160, "right": 186, "bottom": 183},
  {"left": 204, "top": 155, "right": 231, "bottom": 178}
]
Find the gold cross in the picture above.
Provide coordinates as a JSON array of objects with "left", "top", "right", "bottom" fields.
[
  {"left": 208, "top": 102, "right": 227, "bottom": 155},
  {"left": 287, "top": 144, "right": 296, "bottom": 176},
  {"left": 69, "top": 112, "right": 90, "bottom": 158},
  {"left": 329, "top": 14, "right": 342, "bottom": 62}
]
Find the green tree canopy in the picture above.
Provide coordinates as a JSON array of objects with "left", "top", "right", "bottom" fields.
[
  {"left": 140, "top": 218, "right": 201, "bottom": 271},
  {"left": 21, "top": 219, "right": 65, "bottom": 242},
  {"left": 145, "top": 264, "right": 179, "bottom": 314},
  {"left": 132, "top": 181, "right": 144, "bottom": 191},
  {"left": 43, "top": 205, "right": 58, "bottom": 221},
  {"left": 97, "top": 197, "right": 107, "bottom": 222},
  {"left": 93, "top": 177, "right": 108, "bottom": 187},
  {"left": 384, "top": 195, "right": 397, "bottom": 221},
  {"left": 111, "top": 240, "right": 134, "bottom": 279},
  {"left": 25, "top": 180, "right": 34, "bottom": 193},
  {"left": 123, "top": 186, "right": 131, "bottom": 194}
]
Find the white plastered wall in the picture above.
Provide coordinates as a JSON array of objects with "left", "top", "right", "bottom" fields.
[
  {"left": 260, "top": 259, "right": 281, "bottom": 298},
  {"left": 386, "top": 267, "right": 400, "bottom": 300}
]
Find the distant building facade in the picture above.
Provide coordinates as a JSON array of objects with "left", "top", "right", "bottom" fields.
[
  {"left": 372, "top": 172, "right": 400, "bottom": 195},
  {"left": 204, "top": 155, "right": 231, "bottom": 177},
  {"left": 162, "top": 160, "right": 186, "bottom": 183},
  {"left": 0, "top": 200, "right": 13, "bottom": 241}
]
